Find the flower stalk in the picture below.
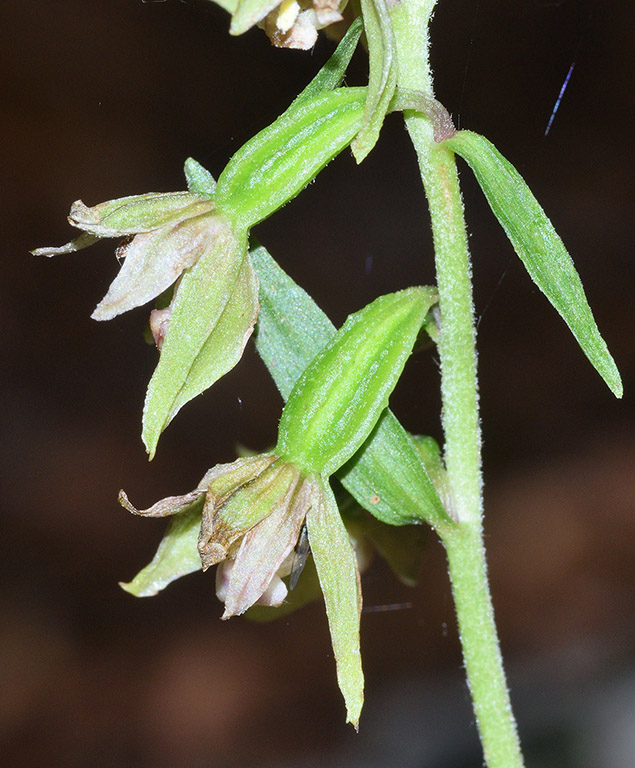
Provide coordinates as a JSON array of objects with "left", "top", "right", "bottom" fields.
[{"left": 393, "top": 0, "right": 525, "bottom": 765}]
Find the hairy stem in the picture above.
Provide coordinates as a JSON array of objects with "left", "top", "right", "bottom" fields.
[{"left": 392, "top": 1, "right": 524, "bottom": 765}]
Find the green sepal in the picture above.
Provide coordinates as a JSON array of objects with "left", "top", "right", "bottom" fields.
[
  {"left": 67, "top": 193, "right": 214, "bottom": 237},
  {"left": 276, "top": 286, "right": 434, "bottom": 475},
  {"left": 143, "top": 224, "right": 257, "bottom": 457},
  {"left": 119, "top": 500, "right": 203, "bottom": 597},
  {"left": 351, "top": 0, "right": 397, "bottom": 162},
  {"left": 306, "top": 476, "right": 364, "bottom": 727},
  {"left": 32, "top": 231, "right": 99, "bottom": 258},
  {"left": 252, "top": 244, "right": 450, "bottom": 528},
  {"left": 444, "top": 130, "right": 622, "bottom": 398},
  {"left": 295, "top": 17, "right": 364, "bottom": 105},
  {"left": 184, "top": 157, "right": 216, "bottom": 199},
  {"left": 215, "top": 88, "right": 366, "bottom": 229},
  {"left": 229, "top": 0, "right": 278, "bottom": 36}
]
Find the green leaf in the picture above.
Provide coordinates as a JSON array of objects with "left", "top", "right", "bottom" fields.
[
  {"left": 306, "top": 476, "right": 364, "bottom": 728},
  {"left": 276, "top": 286, "right": 434, "bottom": 475},
  {"left": 444, "top": 130, "right": 622, "bottom": 397},
  {"left": 184, "top": 157, "right": 216, "bottom": 199},
  {"left": 295, "top": 17, "right": 364, "bottom": 104},
  {"left": 252, "top": 244, "right": 451, "bottom": 528},
  {"left": 351, "top": 0, "right": 398, "bottom": 162},
  {"left": 215, "top": 88, "right": 366, "bottom": 229},
  {"left": 143, "top": 224, "right": 255, "bottom": 457},
  {"left": 252, "top": 245, "right": 335, "bottom": 401},
  {"left": 120, "top": 502, "right": 203, "bottom": 597}
]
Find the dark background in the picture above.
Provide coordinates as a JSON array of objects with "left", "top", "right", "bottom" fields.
[{"left": 2, "top": 1, "right": 634, "bottom": 766}]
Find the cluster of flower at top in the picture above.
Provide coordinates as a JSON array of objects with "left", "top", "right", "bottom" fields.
[{"left": 230, "top": 0, "right": 348, "bottom": 51}]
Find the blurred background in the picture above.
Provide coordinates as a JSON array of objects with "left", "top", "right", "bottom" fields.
[{"left": 2, "top": 0, "right": 634, "bottom": 765}]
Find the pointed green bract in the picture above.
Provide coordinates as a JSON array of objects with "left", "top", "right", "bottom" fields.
[
  {"left": 143, "top": 224, "right": 254, "bottom": 457},
  {"left": 295, "top": 17, "right": 363, "bottom": 104},
  {"left": 184, "top": 157, "right": 216, "bottom": 199},
  {"left": 215, "top": 88, "right": 366, "bottom": 229},
  {"left": 120, "top": 502, "right": 203, "bottom": 597},
  {"left": 252, "top": 244, "right": 450, "bottom": 527},
  {"left": 444, "top": 130, "right": 622, "bottom": 397},
  {"left": 351, "top": 0, "right": 398, "bottom": 162},
  {"left": 306, "top": 476, "right": 364, "bottom": 727},
  {"left": 252, "top": 244, "right": 335, "bottom": 401}
]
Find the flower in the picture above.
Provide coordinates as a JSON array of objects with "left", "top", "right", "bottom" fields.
[
  {"left": 222, "top": 0, "right": 348, "bottom": 51},
  {"left": 34, "top": 160, "right": 260, "bottom": 457},
  {"left": 33, "top": 187, "right": 225, "bottom": 323},
  {"left": 120, "top": 452, "right": 364, "bottom": 726}
]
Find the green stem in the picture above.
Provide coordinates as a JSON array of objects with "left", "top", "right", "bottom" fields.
[{"left": 392, "top": 2, "right": 524, "bottom": 765}]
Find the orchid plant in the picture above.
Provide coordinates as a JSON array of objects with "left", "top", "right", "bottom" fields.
[{"left": 36, "top": 1, "right": 621, "bottom": 765}]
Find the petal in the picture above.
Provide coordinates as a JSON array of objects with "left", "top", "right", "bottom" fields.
[
  {"left": 306, "top": 476, "right": 364, "bottom": 728},
  {"left": 198, "top": 457, "right": 288, "bottom": 569},
  {"left": 68, "top": 193, "right": 215, "bottom": 237},
  {"left": 222, "top": 472, "right": 311, "bottom": 617},
  {"left": 216, "top": 559, "right": 290, "bottom": 608},
  {"left": 91, "top": 213, "right": 225, "bottom": 321}
]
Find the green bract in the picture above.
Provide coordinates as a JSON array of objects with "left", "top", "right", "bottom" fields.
[
  {"left": 252, "top": 244, "right": 450, "bottom": 529},
  {"left": 276, "top": 287, "right": 434, "bottom": 475},
  {"left": 293, "top": 18, "right": 363, "bottom": 105},
  {"left": 352, "top": 0, "right": 398, "bottom": 162},
  {"left": 443, "top": 130, "right": 622, "bottom": 397},
  {"left": 215, "top": 87, "right": 367, "bottom": 229}
]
